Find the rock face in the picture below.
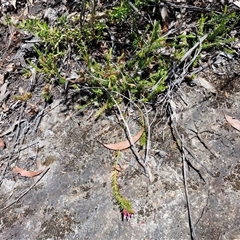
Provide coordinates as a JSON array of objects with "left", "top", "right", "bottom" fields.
[
  {"left": 0, "top": 0, "right": 239, "bottom": 238},
  {"left": 1, "top": 72, "right": 240, "bottom": 240}
]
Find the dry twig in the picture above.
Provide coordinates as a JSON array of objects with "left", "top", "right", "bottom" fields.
[
  {"left": 110, "top": 96, "right": 148, "bottom": 175},
  {"left": 31, "top": 102, "right": 47, "bottom": 135},
  {"left": 168, "top": 101, "right": 214, "bottom": 179},
  {"left": 181, "top": 134, "right": 197, "bottom": 240},
  {"left": 189, "top": 124, "right": 218, "bottom": 158}
]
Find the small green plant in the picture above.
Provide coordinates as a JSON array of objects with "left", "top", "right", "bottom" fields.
[
  {"left": 29, "top": 47, "right": 66, "bottom": 84},
  {"left": 41, "top": 83, "right": 52, "bottom": 102},
  {"left": 198, "top": 6, "right": 240, "bottom": 50},
  {"left": 109, "top": 1, "right": 131, "bottom": 23},
  {"left": 139, "top": 130, "right": 147, "bottom": 147},
  {"left": 111, "top": 153, "right": 134, "bottom": 220},
  {"left": 127, "top": 21, "right": 169, "bottom": 99},
  {"left": 22, "top": 68, "right": 32, "bottom": 78},
  {"left": 14, "top": 92, "right": 32, "bottom": 101}
]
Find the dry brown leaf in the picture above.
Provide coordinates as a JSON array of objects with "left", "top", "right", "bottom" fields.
[
  {"left": 23, "top": 6, "right": 29, "bottom": 16},
  {"left": 160, "top": 6, "right": 169, "bottom": 33},
  {"left": 28, "top": 0, "right": 34, "bottom": 6},
  {"left": 2, "top": 102, "right": 8, "bottom": 112},
  {"left": 162, "top": 21, "right": 169, "bottom": 34},
  {"left": 6, "top": 63, "right": 15, "bottom": 73},
  {"left": 194, "top": 76, "right": 217, "bottom": 93},
  {"left": 0, "top": 138, "right": 5, "bottom": 149},
  {"left": 224, "top": 91, "right": 229, "bottom": 98},
  {"left": 0, "top": 74, "right": 4, "bottom": 84},
  {"left": 9, "top": 0, "right": 17, "bottom": 8},
  {"left": 103, "top": 128, "right": 144, "bottom": 150},
  {"left": 224, "top": 111, "right": 240, "bottom": 132},
  {"left": 113, "top": 165, "right": 124, "bottom": 172},
  {"left": 13, "top": 166, "right": 44, "bottom": 177},
  {"left": 146, "top": 162, "right": 154, "bottom": 183},
  {"left": 160, "top": 6, "right": 168, "bottom": 21},
  {"left": 0, "top": 83, "right": 8, "bottom": 98},
  {"left": 19, "top": 87, "right": 25, "bottom": 95}
]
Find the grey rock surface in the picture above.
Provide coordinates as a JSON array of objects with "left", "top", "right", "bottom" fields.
[{"left": 1, "top": 74, "right": 240, "bottom": 240}]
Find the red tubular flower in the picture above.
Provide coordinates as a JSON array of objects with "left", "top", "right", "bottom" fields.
[{"left": 122, "top": 209, "right": 133, "bottom": 220}]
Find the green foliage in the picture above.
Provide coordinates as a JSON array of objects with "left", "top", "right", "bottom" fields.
[
  {"left": 8, "top": 2, "right": 239, "bottom": 113},
  {"left": 94, "top": 99, "right": 114, "bottom": 119},
  {"left": 127, "top": 21, "right": 169, "bottom": 99},
  {"left": 111, "top": 157, "right": 134, "bottom": 215},
  {"left": 109, "top": 1, "right": 131, "bottom": 23},
  {"left": 139, "top": 130, "right": 147, "bottom": 146},
  {"left": 198, "top": 6, "right": 240, "bottom": 50},
  {"left": 41, "top": 84, "right": 52, "bottom": 102},
  {"left": 14, "top": 92, "right": 32, "bottom": 101},
  {"left": 29, "top": 47, "right": 66, "bottom": 84}
]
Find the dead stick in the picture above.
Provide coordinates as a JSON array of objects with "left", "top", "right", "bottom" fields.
[
  {"left": 182, "top": 135, "right": 197, "bottom": 240},
  {"left": 111, "top": 96, "right": 148, "bottom": 175}
]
